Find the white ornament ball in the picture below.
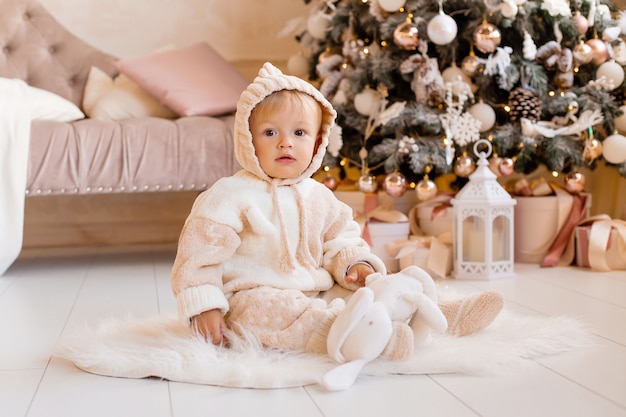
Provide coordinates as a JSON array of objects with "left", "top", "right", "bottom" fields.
[
  {"left": 469, "top": 102, "right": 496, "bottom": 132},
  {"left": 602, "top": 133, "right": 626, "bottom": 164},
  {"left": 500, "top": 0, "right": 518, "bottom": 18},
  {"left": 596, "top": 60, "right": 625, "bottom": 90},
  {"left": 427, "top": 13, "right": 458, "bottom": 45},
  {"left": 614, "top": 105, "right": 626, "bottom": 133},
  {"left": 441, "top": 65, "right": 474, "bottom": 93},
  {"left": 378, "top": 0, "right": 406, "bottom": 12},
  {"left": 287, "top": 54, "right": 309, "bottom": 77},
  {"left": 602, "top": 26, "right": 622, "bottom": 42},
  {"left": 307, "top": 12, "right": 329, "bottom": 40},
  {"left": 354, "top": 87, "right": 380, "bottom": 116}
]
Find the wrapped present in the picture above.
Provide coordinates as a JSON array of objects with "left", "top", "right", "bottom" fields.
[
  {"left": 514, "top": 182, "right": 591, "bottom": 265},
  {"left": 334, "top": 190, "right": 418, "bottom": 218},
  {"left": 574, "top": 215, "right": 626, "bottom": 271},
  {"left": 334, "top": 190, "right": 412, "bottom": 272},
  {"left": 368, "top": 221, "right": 411, "bottom": 273},
  {"left": 385, "top": 234, "right": 453, "bottom": 278},
  {"left": 409, "top": 194, "right": 454, "bottom": 237}
]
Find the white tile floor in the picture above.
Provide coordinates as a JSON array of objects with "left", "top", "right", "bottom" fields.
[{"left": 1, "top": 249, "right": 625, "bottom": 417}]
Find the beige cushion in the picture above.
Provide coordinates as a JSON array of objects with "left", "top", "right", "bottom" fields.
[
  {"left": 82, "top": 66, "right": 177, "bottom": 120},
  {"left": 115, "top": 42, "right": 249, "bottom": 117}
]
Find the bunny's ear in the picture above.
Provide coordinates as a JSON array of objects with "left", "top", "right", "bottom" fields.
[{"left": 398, "top": 266, "right": 439, "bottom": 303}]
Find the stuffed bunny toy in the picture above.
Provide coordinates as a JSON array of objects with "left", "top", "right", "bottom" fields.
[{"left": 322, "top": 266, "right": 447, "bottom": 391}]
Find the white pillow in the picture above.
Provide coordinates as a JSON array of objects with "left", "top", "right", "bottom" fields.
[
  {"left": 25, "top": 85, "right": 85, "bottom": 122},
  {"left": 82, "top": 66, "right": 177, "bottom": 120}
]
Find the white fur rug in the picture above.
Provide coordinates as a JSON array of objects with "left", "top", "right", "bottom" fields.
[{"left": 57, "top": 309, "right": 592, "bottom": 389}]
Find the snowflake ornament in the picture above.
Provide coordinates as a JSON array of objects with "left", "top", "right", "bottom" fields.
[
  {"left": 453, "top": 112, "right": 482, "bottom": 146},
  {"left": 438, "top": 82, "right": 480, "bottom": 147}
]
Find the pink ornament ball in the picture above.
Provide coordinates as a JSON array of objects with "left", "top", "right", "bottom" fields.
[
  {"left": 322, "top": 175, "right": 338, "bottom": 191},
  {"left": 383, "top": 172, "right": 408, "bottom": 197},
  {"left": 564, "top": 172, "right": 586, "bottom": 194}
]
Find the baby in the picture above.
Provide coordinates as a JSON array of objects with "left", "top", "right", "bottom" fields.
[{"left": 171, "top": 63, "right": 503, "bottom": 378}]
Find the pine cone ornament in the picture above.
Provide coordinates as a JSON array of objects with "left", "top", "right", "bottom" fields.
[{"left": 508, "top": 87, "right": 542, "bottom": 122}]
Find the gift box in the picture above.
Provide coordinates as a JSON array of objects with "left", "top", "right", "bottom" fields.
[
  {"left": 334, "top": 190, "right": 418, "bottom": 218},
  {"left": 574, "top": 217, "right": 626, "bottom": 271},
  {"left": 414, "top": 200, "right": 454, "bottom": 237},
  {"left": 368, "top": 221, "right": 410, "bottom": 273},
  {"left": 385, "top": 235, "right": 452, "bottom": 278},
  {"left": 514, "top": 195, "right": 561, "bottom": 263},
  {"left": 334, "top": 190, "right": 416, "bottom": 272},
  {"left": 514, "top": 192, "right": 591, "bottom": 264}
]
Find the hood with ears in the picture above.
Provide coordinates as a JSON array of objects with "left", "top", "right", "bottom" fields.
[{"left": 233, "top": 62, "right": 337, "bottom": 186}]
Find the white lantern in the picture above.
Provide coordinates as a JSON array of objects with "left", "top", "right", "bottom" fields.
[{"left": 451, "top": 140, "right": 517, "bottom": 280}]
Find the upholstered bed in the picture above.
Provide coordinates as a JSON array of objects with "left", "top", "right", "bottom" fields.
[{"left": 0, "top": 0, "right": 247, "bottom": 270}]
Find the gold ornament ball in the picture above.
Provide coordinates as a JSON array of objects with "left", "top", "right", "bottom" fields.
[
  {"left": 586, "top": 39, "right": 609, "bottom": 66},
  {"left": 454, "top": 155, "right": 476, "bottom": 177},
  {"left": 383, "top": 172, "right": 408, "bottom": 197},
  {"left": 573, "top": 42, "right": 593, "bottom": 65},
  {"left": 322, "top": 175, "right": 338, "bottom": 191},
  {"left": 489, "top": 156, "right": 503, "bottom": 176},
  {"left": 415, "top": 178, "right": 438, "bottom": 201},
  {"left": 583, "top": 139, "right": 603, "bottom": 162},
  {"left": 473, "top": 23, "right": 501, "bottom": 54},
  {"left": 461, "top": 54, "right": 481, "bottom": 77},
  {"left": 564, "top": 172, "right": 586, "bottom": 194},
  {"left": 393, "top": 21, "right": 420, "bottom": 50},
  {"left": 554, "top": 71, "right": 574, "bottom": 88},
  {"left": 358, "top": 174, "right": 378, "bottom": 193}
]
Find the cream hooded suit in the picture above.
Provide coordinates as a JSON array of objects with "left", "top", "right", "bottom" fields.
[{"left": 170, "top": 63, "right": 387, "bottom": 353}]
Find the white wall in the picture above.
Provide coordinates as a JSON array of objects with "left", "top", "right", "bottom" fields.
[{"left": 39, "top": 0, "right": 310, "bottom": 61}]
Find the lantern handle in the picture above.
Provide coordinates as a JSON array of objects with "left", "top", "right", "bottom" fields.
[{"left": 473, "top": 139, "right": 492, "bottom": 161}]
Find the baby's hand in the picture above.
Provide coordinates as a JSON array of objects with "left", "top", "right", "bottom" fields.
[
  {"left": 191, "top": 309, "right": 228, "bottom": 345},
  {"left": 346, "top": 263, "right": 375, "bottom": 286}
]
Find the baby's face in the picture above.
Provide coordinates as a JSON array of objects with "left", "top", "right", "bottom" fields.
[{"left": 250, "top": 103, "right": 322, "bottom": 179}]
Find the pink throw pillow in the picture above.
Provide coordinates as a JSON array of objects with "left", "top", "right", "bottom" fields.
[{"left": 115, "top": 42, "right": 249, "bottom": 117}]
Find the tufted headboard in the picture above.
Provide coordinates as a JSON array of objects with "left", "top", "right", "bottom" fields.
[{"left": 0, "top": 0, "right": 118, "bottom": 107}]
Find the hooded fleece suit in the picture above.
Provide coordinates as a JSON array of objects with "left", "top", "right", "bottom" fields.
[{"left": 170, "top": 63, "right": 392, "bottom": 355}]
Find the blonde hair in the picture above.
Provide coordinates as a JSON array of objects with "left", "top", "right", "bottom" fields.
[{"left": 249, "top": 90, "right": 322, "bottom": 128}]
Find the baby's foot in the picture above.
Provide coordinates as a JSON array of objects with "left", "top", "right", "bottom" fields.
[{"left": 439, "top": 291, "right": 504, "bottom": 336}]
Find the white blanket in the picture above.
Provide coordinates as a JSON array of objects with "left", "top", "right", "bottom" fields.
[
  {"left": 0, "top": 78, "right": 85, "bottom": 275},
  {"left": 58, "top": 309, "right": 592, "bottom": 389},
  {"left": 0, "top": 78, "right": 32, "bottom": 275}
]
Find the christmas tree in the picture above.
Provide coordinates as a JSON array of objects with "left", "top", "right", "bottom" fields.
[{"left": 287, "top": 0, "right": 626, "bottom": 199}]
